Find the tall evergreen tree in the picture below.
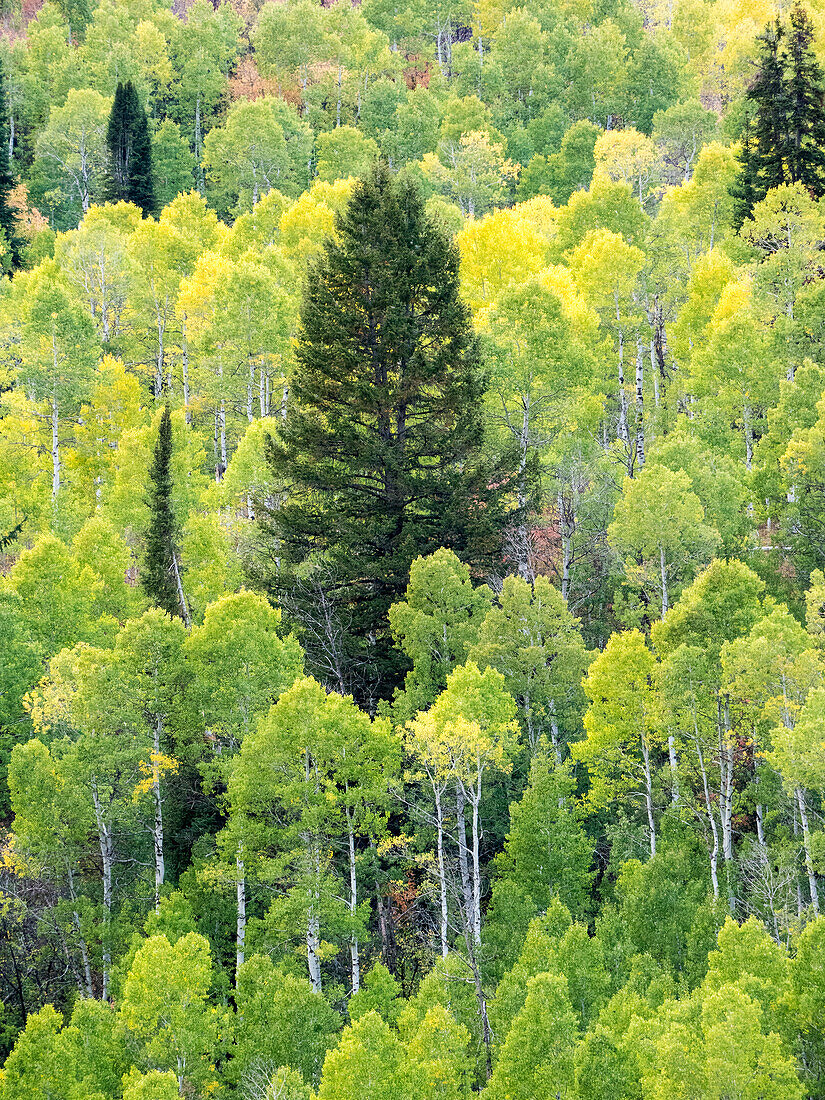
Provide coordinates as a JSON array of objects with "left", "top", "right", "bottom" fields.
[
  {"left": 731, "top": 109, "right": 760, "bottom": 231},
  {"left": 751, "top": 19, "right": 790, "bottom": 198},
  {"left": 0, "top": 66, "right": 20, "bottom": 269},
  {"left": 142, "top": 406, "right": 189, "bottom": 624},
  {"left": 256, "top": 162, "right": 513, "bottom": 703},
  {"left": 106, "top": 81, "right": 155, "bottom": 215},
  {"left": 785, "top": 3, "right": 825, "bottom": 193}
]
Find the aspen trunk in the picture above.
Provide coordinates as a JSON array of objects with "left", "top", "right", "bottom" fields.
[
  {"left": 152, "top": 718, "right": 165, "bottom": 913},
  {"left": 641, "top": 735, "right": 656, "bottom": 856},
  {"left": 435, "top": 784, "right": 449, "bottom": 957},
  {"left": 346, "top": 807, "right": 360, "bottom": 992},
  {"left": 236, "top": 851, "right": 246, "bottom": 973},
  {"left": 456, "top": 787, "right": 474, "bottom": 939},
  {"left": 181, "top": 317, "right": 191, "bottom": 425},
  {"left": 470, "top": 785, "right": 482, "bottom": 945},
  {"left": 51, "top": 390, "right": 60, "bottom": 500},
  {"left": 635, "top": 334, "right": 644, "bottom": 470},
  {"left": 796, "top": 787, "right": 820, "bottom": 915},
  {"left": 696, "top": 738, "right": 720, "bottom": 898},
  {"left": 91, "top": 780, "right": 113, "bottom": 998}
]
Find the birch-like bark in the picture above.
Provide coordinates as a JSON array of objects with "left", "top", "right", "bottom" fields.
[
  {"left": 90, "top": 779, "right": 113, "bottom": 998},
  {"left": 635, "top": 334, "right": 644, "bottom": 470},
  {"left": 695, "top": 736, "right": 720, "bottom": 898},
  {"left": 236, "top": 850, "right": 246, "bottom": 973},
  {"left": 434, "top": 783, "right": 449, "bottom": 957},
  {"left": 345, "top": 805, "right": 360, "bottom": 992},
  {"left": 51, "top": 389, "right": 60, "bottom": 500},
  {"left": 796, "top": 787, "right": 820, "bottom": 915},
  {"left": 152, "top": 718, "right": 165, "bottom": 913},
  {"left": 468, "top": 780, "right": 482, "bottom": 945},
  {"left": 171, "top": 551, "right": 191, "bottom": 627},
  {"left": 456, "top": 787, "right": 474, "bottom": 940},
  {"left": 307, "top": 849, "right": 322, "bottom": 994},
  {"left": 660, "top": 543, "right": 669, "bottom": 621}
]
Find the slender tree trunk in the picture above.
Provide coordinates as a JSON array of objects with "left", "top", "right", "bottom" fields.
[
  {"left": 617, "top": 328, "right": 629, "bottom": 449},
  {"left": 435, "top": 783, "right": 449, "bottom": 957},
  {"left": 171, "top": 551, "right": 191, "bottom": 627},
  {"left": 152, "top": 718, "right": 165, "bottom": 912},
  {"left": 559, "top": 490, "right": 573, "bottom": 602},
  {"left": 696, "top": 737, "right": 720, "bottom": 898},
  {"left": 796, "top": 787, "right": 820, "bottom": 915},
  {"left": 469, "top": 783, "right": 482, "bottom": 946},
  {"left": 236, "top": 849, "right": 246, "bottom": 973},
  {"left": 641, "top": 736, "right": 656, "bottom": 857},
  {"left": 660, "top": 543, "right": 669, "bottom": 620},
  {"left": 50, "top": 388, "right": 60, "bottom": 500},
  {"left": 635, "top": 334, "right": 644, "bottom": 470},
  {"left": 307, "top": 848, "right": 322, "bottom": 994},
  {"left": 181, "top": 317, "right": 191, "bottom": 425},
  {"left": 90, "top": 780, "right": 113, "bottom": 999},
  {"left": 667, "top": 730, "right": 679, "bottom": 804},
  {"left": 456, "top": 787, "right": 474, "bottom": 938},
  {"left": 345, "top": 806, "right": 360, "bottom": 992},
  {"left": 247, "top": 360, "right": 255, "bottom": 423}
]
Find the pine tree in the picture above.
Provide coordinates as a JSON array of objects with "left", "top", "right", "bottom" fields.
[
  {"left": 106, "top": 81, "right": 155, "bottom": 215},
  {"left": 142, "top": 406, "right": 188, "bottom": 623},
  {"left": 731, "top": 108, "right": 760, "bottom": 230},
  {"left": 0, "top": 66, "right": 20, "bottom": 268},
  {"left": 785, "top": 3, "right": 825, "bottom": 194},
  {"left": 751, "top": 20, "right": 790, "bottom": 197},
  {"left": 256, "top": 162, "right": 514, "bottom": 703}
]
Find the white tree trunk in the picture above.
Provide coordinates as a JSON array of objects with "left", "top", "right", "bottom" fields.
[
  {"left": 50, "top": 390, "right": 60, "bottom": 500},
  {"left": 641, "top": 736, "right": 656, "bottom": 857},
  {"left": 346, "top": 807, "right": 360, "bottom": 992},
  {"left": 152, "top": 718, "right": 165, "bottom": 913},
  {"left": 469, "top": 784, "right": 482, "bottom": 945},
  {"left": 236, "top": 850, "right": 246, "bottom": 973},
  {"left": 91, "top": 780, "right": 113, "bottom": 998},
  {"left": 435, "top": 784, "right": 449, "bottom": 957},
  {"left": 796, "top": 787, "right": 820, "bottom": 915},
  {"left": 456, "top": 787, "right": 474, "bottom": 940}
]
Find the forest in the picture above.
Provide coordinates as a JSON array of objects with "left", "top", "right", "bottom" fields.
[{"left": 1, "top": 0, "right": 825, "bottom": 1095}]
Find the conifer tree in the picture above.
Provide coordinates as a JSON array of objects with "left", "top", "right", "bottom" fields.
[
  {"left": 142, "top": 406, "right": 189, "bottom": 624},
  {"left": 785, "top": 3, "right": 825, "bottom": 193},
  {"left": 257, "top": 162, "right": 513, "bottom": 702},
  {"left": 0, "top": 66, "right": 20, "bottom": 268},
  {"left": 751, "top": 20, "right": 789, "bottom": 198},
  {"left": 106, "top": 80, "right": 155, "bottom": 215},
  {"left": 731, "top": 110, "right": 760, "bottom": 230}
]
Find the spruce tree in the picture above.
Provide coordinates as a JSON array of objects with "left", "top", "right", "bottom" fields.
[
  {"left": 751, "top": 19, "right": 790, "bottom": 198},
  {"left": 785, "top": 3, "right": 825, "bottom": 194},
  {"left": 731, "top": 109, "right": 760, "bottom": 230},
  {"left": 0, "top": 66, "right": 20, "bottom": 268},
  {"left": 142, "top": 405, "right": 187, "bottom": 621},
  {"left": 257, "top": 162, "right": 514, "bottom": 702},
  {"left": 106, "top": 81, "right": 155, "bottom": 215}
]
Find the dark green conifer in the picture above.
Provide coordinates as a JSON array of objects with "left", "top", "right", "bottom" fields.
[
  {"left": 256, "top": 162, "right": 514, "bottom": 702},
  {"left": 750, "top": 19, "right": 790, "bottom": 198},
  {"left": 0, "top": 67, "right": 20, "bottom": 269},
  {"left": 142, "top": 405, "right": 185, "bottom": 620},
  {"left": 731, "top": 109, "right": 760, "bottom": 230},
  {"left": 106, "top": 81, "right": 155, "bottom": 215},
  {"left": 785, "top": 3, "right": 825, "bottom": 193}
]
